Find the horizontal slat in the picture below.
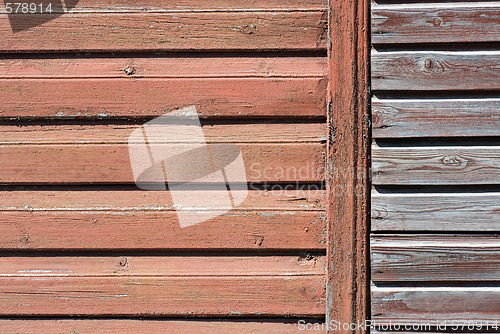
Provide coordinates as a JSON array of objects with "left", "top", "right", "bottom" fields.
[
  {"left": 1, "top": 189, "right": 326, "bottom": 211},
  {"left": 372, "top": 3, "right": 500, "bottom": 44},
  {"left": 0, "top": 12, "right": 327, "bottom": 52},
  {"left": 372, "top": 286, "right": 500, "bottom": 324},
  {"left": 0, "top": 123, "right": 326, "bottom": 144},
  {"left": 372, "top": 235, "right": 500, "bottom": 281},
  {"left": 0, "top": 0, "right": 327, "bottom": 12},
  {"left": 0, "top": 320, "right": 325, "bottom": 334},
  {"left": 0, "top": 255, "right": 325, "bottom": 277},
  {"left": 0, "top": 276, "right": 324, "bottom": 316},
  {"left": 372, "top": 192, "right": 500, "bottom": 231},
  {"left": 0, "top": 211, "right": 325, "bottom": 250},
  {"left": 372, "top": 51, "right": 500, "bottom": 91},
  {"left": 0, "top": 189, "right": 326, "bottom": 250},
  {"left": 0, "top": 78, "right": 326, "bottom": 119},
  {"left": 372, "top": 98, "right": 500, "bottom": 138},
  {"left": 0, "top": 57, "right": 327, "bottom": 78},
  {"left": 372, "top": 144, "right": 500, "bottom": 185},
  {"left": 0, "top": 143, "right": 325, "bottom": 184}
]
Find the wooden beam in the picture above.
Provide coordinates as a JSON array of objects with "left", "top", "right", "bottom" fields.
[{"left": 327, "top": 0, "right": 370, "bottom": 332}]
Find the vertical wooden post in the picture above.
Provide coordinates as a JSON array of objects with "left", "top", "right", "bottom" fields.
[{"left": 326, "top": 0, "right": 370, "bottom": 332}]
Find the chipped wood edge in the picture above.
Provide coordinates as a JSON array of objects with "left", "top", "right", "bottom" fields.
[{"left": 327, "top": 0, "right": 370, "bottom": 332}]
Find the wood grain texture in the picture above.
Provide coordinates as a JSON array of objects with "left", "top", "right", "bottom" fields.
[
  {"left": 0, "top": 12, "right": 327, "bottom": 52},
  {"left": 372, "top": 98, "right": 500, "bottom": 138},
  {"left": 327, "top": 0, "right": 370, "bottom": 331},
  {"left": 0, "top": 78, "right": 326, "bottom": 119},
  {"left": 372, "top": 191, "right": 500, "bottom": 231},
  {"left": 0, "top": 57, "right": 327, "bottom": 79},
  {"left": 0, "top": 211, "right": 325, "bottom": 250},
  {"left": 0, "top": 189, "right": 326, "bottom": 211},
  {"left": 372, "top": 3, "right": 500, "bottom": 44},
  {"left": 0, "top": 276, "right": 325, "bottom": 316},
  {"left": 0, "top": 143, "right": 325, "bottom": 184},
  {"left": 372, "top": 51, "right": 500, "bottom": 91},
  {"left": 372, "top": 235, "right": 500, "bottom": 281},
  {"left": 0, "top": 190, "right": 326, "bottom": 250},
  {"left": 372, "top": 286, "right": 500, "bottom": 324},
  {"left": 0, "top": 320, "right": 325, "bottom": 334},
  {"left": 0, "top": 0, "right": 327, "bottom": 12},
  {"left": 372, "top": 144, "right": 500, "bottom": 185},
  {"left": 0, "top": 123, "right": 326, "bottom": 144},
  {"left": 0, "top": 255, "right": 325, "bottom": 277}
]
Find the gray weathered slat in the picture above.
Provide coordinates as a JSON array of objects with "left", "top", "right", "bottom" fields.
[
  {"left": 372, "top": 286, "right": 500, "bottom": 324},
  {"left": 372, "top": 144, "right": 500, "bottom": 185},
  {"left": 372, "top": 98, "right": 500, "bottom": 138},
  {"left": 372, "top": 51, "right": 500, "bottom": 91},
  {"left": 372, "top": 3, "right": 500, "bottom": 44},
  {"left": 372, "top": 191, "right": 500, "bottom": 231},
  {"left": 372, "top": 235, "right": 500, "bottom": 281}
]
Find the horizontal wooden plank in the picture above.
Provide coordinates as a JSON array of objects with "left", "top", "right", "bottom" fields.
[
  {"left": 0, "top": 123, "right": 326, "bottom": 144},
  {"left": 372, "top": 286, "right": 500, "bottom": 324},
  {"left": 0, "top": 189, "right": 325, "bottom": 250},
  {"left": 0, "top": 78, "right": 326, "bottom": 119},
  {"left": 0, "top": 143, "right": 325, "bottom": 184},
  {"left": 372, "top": 192, "right": 500, "bottom": 231},
  {"left": 0, "top": 211, "right": 325, "bottom": 250},
  {"left": 0, "top": 276, "right": 324, "bottom": 316},
  {"left": 0, "top": 0, "right": 327, "bottom": 12},
  {"left": 0, "top": 255, "right": 325, "bottom": 277},
  {"left": 372, "top": 98, "right": 500, "bottom": 138},
  {"left": 0, "top": 12, "right": 327, "bottom": 52},
  {"left": 372, "top": 51, "right": 500, "bottom": 91},
  {"left": 372, "top": 235, "right": 500, "bottom": 281},
  {"left": 0, "top": 57, "right": 327, "bottom": 79},
  {"left": 372, "top": 3, "right": 500, "bottom": 44},
  {"left": 0, "top": 320, "right": 325, "bottom": 334},
  {"left": 1, "top": 189, "right": 326, "bottom": 211},
  {"left": 372, "top": 144, "right": 500, "bottom": 185}
]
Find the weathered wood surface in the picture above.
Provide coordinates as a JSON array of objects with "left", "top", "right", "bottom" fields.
[
  {"left": 372, "top": 144, "right": 500, "bottom": 185},
  {"left": 372, "top": 286, "right": 500, "bottom": 324},
  {"left": 372, "top": 235, "right": 500, "bottom": 281},
  {"left": 0, "top": 188, "right": 325, "bottom": 249},
  {"left": 1, "top": 188, "right": 326, "bottom": 211},
  {"left": 0, "top": 255, "right": 325, "bottom": 277},
  {"left": 0, "top": 255, "right": 326, "bottom": 317},
  {"left": 327, "top": 0, "right": 370, "bottom": 331},
  {"left": 0, "top": 320, "right": 325, "bottom": 333},
  {"left": 372, "top": 3, "right": 500, "bottom": 44},
  {"left": 0, "top": 12, "right": 327, "bottom": 52},
  {"left": 0, "top": 57, "right": 326, "bottom": 79},
  {"left": 372, "top": 191, "right": 500, "bottom": 231},
  {"left": 372, "top": 98, "right": 500, "bottom": 138},
  {"left": 0, "top": 0, "right": 327, "bottom": 12},
  {"left": 0, "top": 78, "right": 326, "bottom": 119},
  {"left": 0, "top": 190, "right": 326, "bottom": 250},
  {"left": 0, "top": 123, "right": 326, "bottom": 144},
  {"left": 0, "top": 276, "right": 325, "bottom": 316},
  {"left": 0, "top": 143, "right": 325, "bottom": 184},
  {"left": 372, "top": 51, "right": 500, "bottom": 91}
]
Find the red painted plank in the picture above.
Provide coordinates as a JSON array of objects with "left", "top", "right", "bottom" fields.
[
  {"left": 0, "top": 12, "right": 327, "bottom": 52},
  {"left": 0, "top": 320, "right": 326, "bottom": 334},
  {"left": 0, "top": 143, "right": 325, "bottom": 184},
  {"left": 0, "top": 276, "right": 325, "bottom": 316},
  {"left": 0, "top": 78, "right": 326, "bottom": 119}
]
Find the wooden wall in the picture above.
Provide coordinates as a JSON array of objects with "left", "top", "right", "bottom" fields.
[
  {"left": 371, "top": 0, "right": 500, "bottom": 331},
  {"left": 0, "top": 1, "right": 328, "bottom": 332}
]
